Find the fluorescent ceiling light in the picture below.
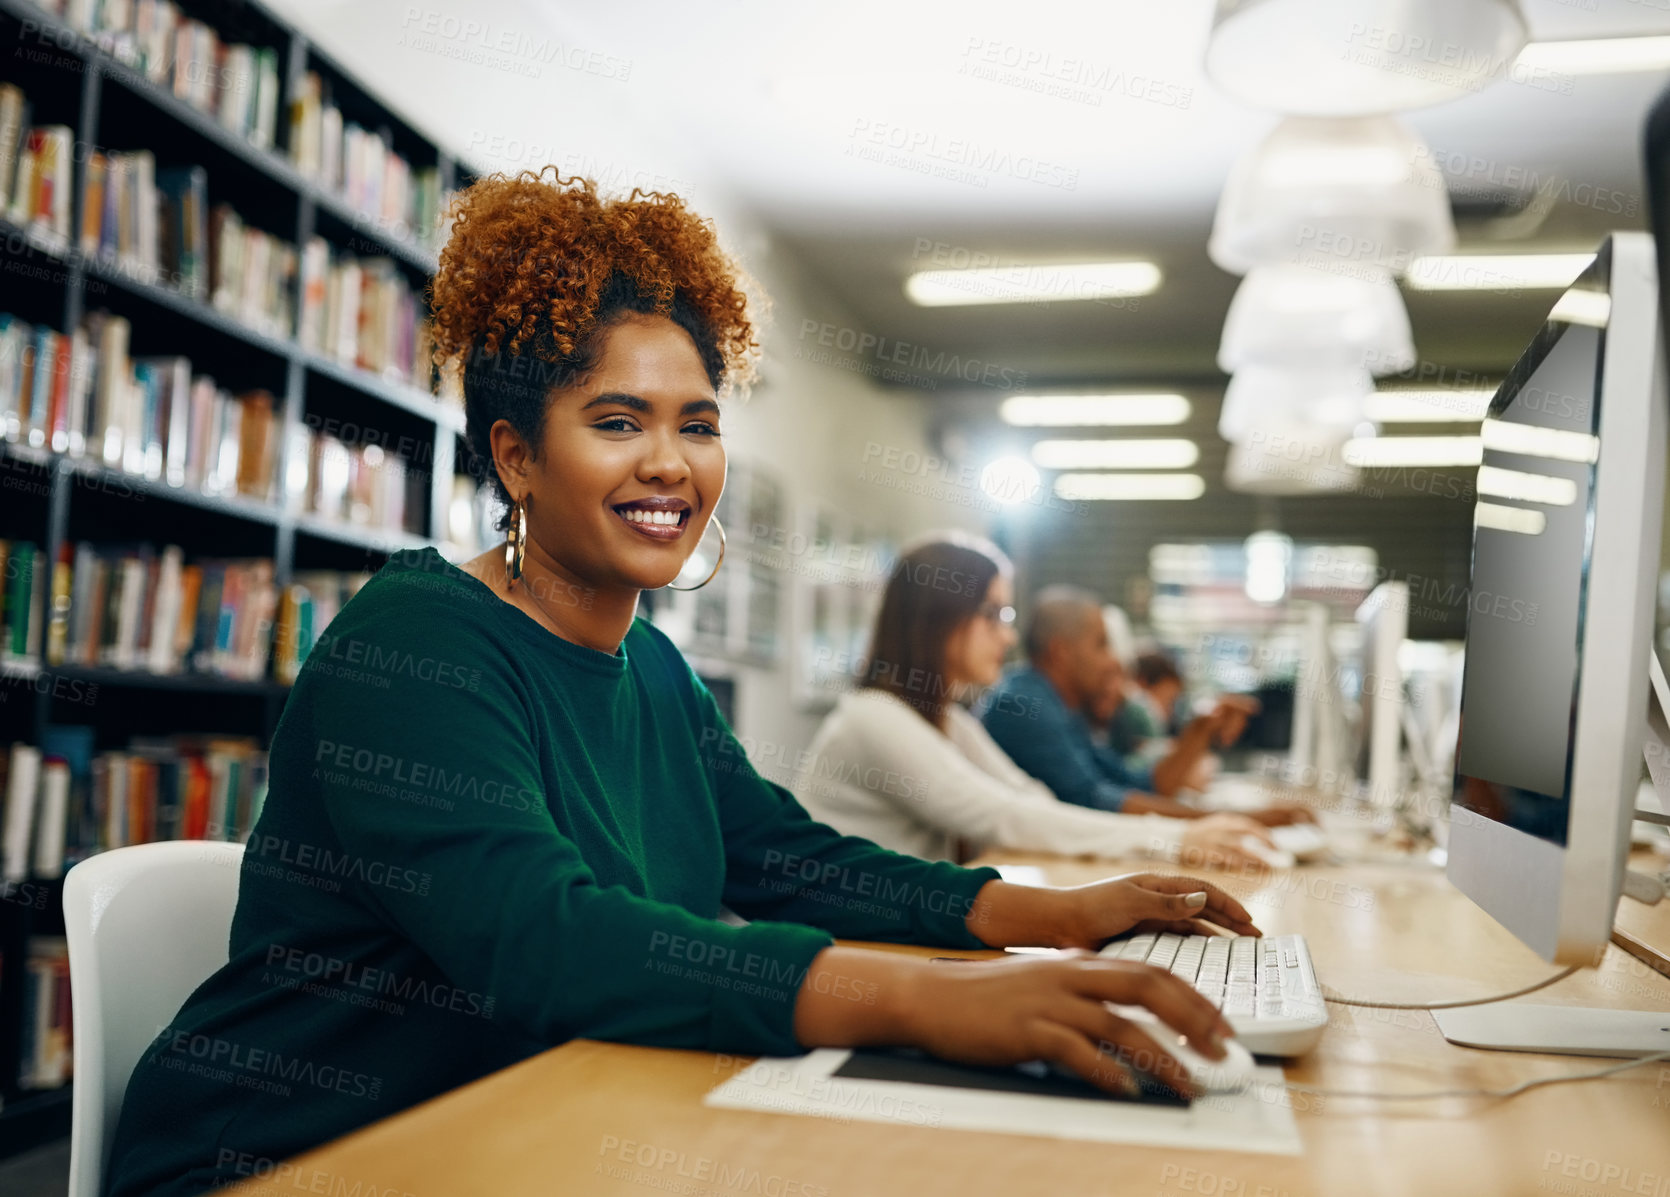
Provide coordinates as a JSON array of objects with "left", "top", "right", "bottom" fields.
[
  {"left": 1030, "top": 439, "right": 1199, "bottom": 470},
  {"left": 1515, "top": 36, "right": 1670, "bottom": 76},
  {"left": 1343, "top": 436, "right": 1483, "bottom": 468},
  {"left": 905, "top": 261, "right": 1162, "bottom": 307},
  {"left": 1480, "top": 419, "right": 1598, "bottom": 464},
  {"left": 1364, "top": 389, "right": 1495, "bottom": 423},
  {"left": 1477, "top": 465, "right": 1578, "bottom": 507},
  {"left": 1476, "top": 502, "right": 1547, "bottom": 536},
  {"left": 1054, "top": 473, "right": 1206, "bottom": 501},
  {"left": 1407, "top": 254, "right": 1593, "bottom": 291},
  {"left": 1000, "top": 393, "right": 1191, "bottom": 426}
]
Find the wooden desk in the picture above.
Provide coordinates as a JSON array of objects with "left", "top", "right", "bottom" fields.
[{"left": 237, "top": 853, "right": 1670, "bottom": 1197}]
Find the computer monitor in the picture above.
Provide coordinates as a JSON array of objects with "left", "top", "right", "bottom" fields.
[
  {"left": 1353, "top": 581, "right": 1408, "bottom": 813},
  {"left": 1440, "top": 233, "right": 1670, "bottom": 1057}
]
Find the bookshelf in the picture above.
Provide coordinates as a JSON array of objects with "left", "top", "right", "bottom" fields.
[{"left": 0, "top": 0, "right": 482, "bottom": 1158}]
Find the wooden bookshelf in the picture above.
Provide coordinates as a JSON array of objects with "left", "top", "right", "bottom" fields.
[{"left": 0, "top": 0, "right": 480, "bottom": 1154}]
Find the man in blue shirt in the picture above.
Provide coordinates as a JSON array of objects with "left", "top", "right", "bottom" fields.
[{"left": 979, "top": 586, "right": 1310, "bottom": 826}]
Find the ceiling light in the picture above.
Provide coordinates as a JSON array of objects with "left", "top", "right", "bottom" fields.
[
  {"left": 1209, "top": 116, "right": 1455, "bottom": 276},
  {"left": 1342, "top": 436, "right": 1483, "bottom": 467},
  {"left": 1364, "top": 389, "right": 1496, "bottom": 422},
  {"left": 1053, "top": 473, "right": 1206, "bottom": 501},
  {"left": 979, "top": 456, "right": 1042, "bottom": 505},
  {"left": 1475, "top": 502, "right": 1546, "bottom": 536},
  {"left": 1406, "top": 253, "right": 1594, "bottom": 291},
  {"left": 999, "top": 393, "right": 1191, "bottom": 426},
  {"left": 1223, "top": 423, "right": 1360, "bottom": 494},
  {"left": 1204, "top": 0, "right": 1528, "bottom": 115},
  {"left": 1515, "top": 35, "right": 1670, "bottom": 76},
  {"left": 1219, "top": 363, "right": 1374, "bottom": 444},
  {"left": 904, "top": 261, "right": 1161, "bottom": 307},
  {"left": 1244, "top": 530, "right": 1294, "bottom": 604},
  {"left": 1480, "top": 418, "right": 1598, "bottom": 464},
  {"left": 1030, "top": 439, "right": 1200, "bottom": 470},
  {"left": 1218, "top": 264, "right": 1414, "bottom": 374},
  {"left": 1477, "top": 464, "right": 1578, "bottom": 506}
]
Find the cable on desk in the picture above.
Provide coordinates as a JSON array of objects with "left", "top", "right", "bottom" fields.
[
  {"left": 1272, "top": 1050, "right": 1670, "bottom": 1102},
  {"left": 1320, "top": 966, "right": 1580, "bottom": 1010}
]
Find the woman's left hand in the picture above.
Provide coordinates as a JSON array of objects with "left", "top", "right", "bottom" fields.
[{"left": 1054, "top": 873, "right": 1262, "bottom": 949}]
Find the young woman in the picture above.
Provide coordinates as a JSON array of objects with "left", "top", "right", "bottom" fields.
[
  {"left": 798, "top": 534, "right": 1276, "bottom": 867},
  {"left": 103, "top": 173, "right": 1255, "bottom": 1197}
]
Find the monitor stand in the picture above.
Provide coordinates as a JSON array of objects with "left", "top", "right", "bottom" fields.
[{"left": 1432, "top": 649, "right": 1670, "bottom": 1058}]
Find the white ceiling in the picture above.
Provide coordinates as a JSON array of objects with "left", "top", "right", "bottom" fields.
[{"left": 271, "top": 0, "right": 1670, "bottom": 387}]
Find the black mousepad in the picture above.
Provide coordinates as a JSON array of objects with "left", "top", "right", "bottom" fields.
[{"left": 831, "top": 1047, "right": 1191, "bottom": 1107}]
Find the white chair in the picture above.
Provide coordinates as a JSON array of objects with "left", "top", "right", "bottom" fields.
[{"left": 62, "top": 841, "right": 245, "bottom": 1197}]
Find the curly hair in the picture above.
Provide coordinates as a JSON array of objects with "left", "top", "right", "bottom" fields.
[{"left": 427, "top": 168, "right": 761, "bottom": 526}]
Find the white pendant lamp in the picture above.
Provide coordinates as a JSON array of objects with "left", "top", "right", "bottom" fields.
[
  {"left": 1218, "top": 264, "right": 1415, "bottom": 375},
  {"left": 1205, "top": 0, "right": 1528, "bottom": 116},
  {"left": 1209, "top": 115, "right": 1456, "bottom": 276},
  {"left": 1218, "top": 363, "right": 1374, "bottom": 445},
  {"left": 1224, "top": 422, "right": 1362, "bottom": 494}
]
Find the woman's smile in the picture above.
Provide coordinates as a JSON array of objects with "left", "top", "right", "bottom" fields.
[{"left": 611, "top": 495, "right": 693, "bottom": 542}]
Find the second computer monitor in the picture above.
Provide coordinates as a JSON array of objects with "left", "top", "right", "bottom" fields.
[
  {"left": 1355, "top": 581, "right": 1408, "bottom": 812},
  {"left": 1450, "top": 232, "right": 1667, "bottom": 966}
]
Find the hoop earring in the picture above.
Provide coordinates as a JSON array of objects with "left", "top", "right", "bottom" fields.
[
  {"left": 665, "top": 516, "right": 726, "bottom": 592},
  {"left": 504, "top": 498, "right": 528, "bottom": 588}
]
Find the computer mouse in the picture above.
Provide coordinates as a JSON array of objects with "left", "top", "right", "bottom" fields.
[{"left": 1116, "top": 1007, "right": 1257, "bottom": 1095}]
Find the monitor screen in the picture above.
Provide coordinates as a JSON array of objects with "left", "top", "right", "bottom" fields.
[{"left": 1454, "top": 251, "right": 1609, "bottom": 849}]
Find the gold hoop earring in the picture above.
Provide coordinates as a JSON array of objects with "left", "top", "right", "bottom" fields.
[
  {"left": 665, "top": 516, "right": 726, "bottom": 591},
  {"left": 505, "top": 498, "right": 528, "bottom": 588}
]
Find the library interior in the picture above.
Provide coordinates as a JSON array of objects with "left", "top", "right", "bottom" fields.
[{"left": 1, "top": 1, "right": 1670, "bottom": 1195}]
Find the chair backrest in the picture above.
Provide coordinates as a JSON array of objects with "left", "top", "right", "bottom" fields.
[{"left": 62, "top": 841, "right": 244, "bottom": 1197}]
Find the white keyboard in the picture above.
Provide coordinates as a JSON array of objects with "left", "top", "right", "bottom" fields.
[{"left": 1099, "top": 932, "right": 1328, "bottom": 1056}]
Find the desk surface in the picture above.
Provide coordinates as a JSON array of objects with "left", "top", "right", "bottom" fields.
[{"left": 238, "top": 851, "right": 1670, "bottom": 1197}]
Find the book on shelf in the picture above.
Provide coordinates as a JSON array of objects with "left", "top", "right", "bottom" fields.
[
  {"left": 3, "top": 110, "right": 74, "bottom": 243},
  {"left": 288, "top": 71, "right": 446, "bottom": 250},
  {"left": 0, "top": 82, "right": 27, "bottom": 221},
  {"left": 207, "top": 204, "right": 296, "bottom": 340},
  {"left": 0, "top": 540, "right": 44, "bottom": 665},
  {"left": 35, "top": 0, "right": 282, "bottom": 151},
  {"left": 271, "top": 568, "right": 372, "bottom": 684},
  {"left": 57, "top": 544, "right": 278, "bottom": 681},
  {"left": 18, "top": 936, "right": 71, "bottom": 1091},
  {"left": 0, "top": 733, "right": 269, "bottom": 880},
  {"left": 298, "top": 238, "right": 435, "bottom": 388}
]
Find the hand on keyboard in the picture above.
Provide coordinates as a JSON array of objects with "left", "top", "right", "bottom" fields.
[
  {"left": 1179, "top": 814, "right": 1279, "bottom": 873},
  {"left": 1051, "top": 871, "right": 1263, "bottom": 948}
]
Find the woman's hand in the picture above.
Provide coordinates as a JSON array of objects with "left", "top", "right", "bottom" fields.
[
  {"left": 1051, "top": 872, "right": 1261, "bottom": 949},
  {"left": 1179, "top": 813, "right": 1277, "bottom": 873},
  {"left": 897, "top": 952, "right": 1234, "bottom": 1098},
  {"left": 1246, "top": 803, "right": 1318, "bottom": 827}
]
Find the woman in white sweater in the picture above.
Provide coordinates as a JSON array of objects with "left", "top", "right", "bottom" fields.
[{"left": 797, "top": 533, "right": 1274, "bottom": 868}]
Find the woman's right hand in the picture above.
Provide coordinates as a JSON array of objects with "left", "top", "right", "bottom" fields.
[
  {"left": 1178, "top": 813, "right": 1276, "bottom": 873},
  {"left": 897, "top": 952, "right": 1233, "bottom": 1097}
]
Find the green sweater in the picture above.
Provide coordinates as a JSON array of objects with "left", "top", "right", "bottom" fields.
[{"left": 104, "top": 548, "right": 1000, "bottom": 1197}]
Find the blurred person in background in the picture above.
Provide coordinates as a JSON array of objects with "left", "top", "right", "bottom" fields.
[
  {"left": 981, "top": 587, "right": 1311, "bottom": 827},
  {"left": 797, "top": 534, "right": 1277, "bottom": 870}
]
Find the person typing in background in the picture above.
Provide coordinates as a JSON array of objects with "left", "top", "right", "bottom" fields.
[{"left": 979, "top": 587, "right": 1312, "bottom": 827}]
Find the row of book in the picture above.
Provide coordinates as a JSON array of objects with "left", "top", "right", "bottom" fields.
[
  {"left": 0, "top": 310, "right": 285, "bottom": 501},
  {"left": 37, "top": 0, "right": 283, "bottom": 150},
  {"left": 300, "top": 432, "right": 423, "bottom": 535},
  {"left": 1, "top": 731, "right": 269, "bottom": 884},
  {"left": 299, "top": 238, "right": 435, "bottom": 387},
  {"left": 0, "top": 82, "right": 72, "bottom": 241},
  {"left": 289, "top": 71, "right": 447, "bottom": 251},
  {"left": 18, "top": 936, "right": 70, "bottom": 1091},
  {"left": 0, "top": 537, "right": 373, "bottom": 685}
]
